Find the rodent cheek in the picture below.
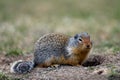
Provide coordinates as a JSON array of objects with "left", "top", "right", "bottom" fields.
[
  {"left": 78, "top": 43, "right": 84, "bottom": 49},
  {"left": 82, "top": 43, "right": 87, "bottom": 49}
]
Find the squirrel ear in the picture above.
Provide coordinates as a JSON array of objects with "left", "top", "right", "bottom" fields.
[{"left": 74, "top": 34, "right": 78, "bottom": 39}]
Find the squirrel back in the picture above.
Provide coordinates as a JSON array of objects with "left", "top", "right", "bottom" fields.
[{"left": 10, "top": 32, "right": 92, "bottom": 73}]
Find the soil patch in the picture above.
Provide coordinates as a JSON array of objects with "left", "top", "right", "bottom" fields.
[{"left": 0, "top": 53, "right": 120, "bottom": 80}]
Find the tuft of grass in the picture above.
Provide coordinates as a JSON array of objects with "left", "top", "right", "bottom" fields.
[
  {"left": 6, "top": 48, "right": 23, "bottom": 56},
  {"left": 0, "top": 73, "right": 21, "bottom": 80},
  {"left": 108, "top": 67, "right": 120, "bottom": 80},
  {"left": 0, "top": 73, "right": 11, "bottom": 80},
  {"left": 87, "top": 66, "right": 95, "bottom": 70},
  {"left": 108, "top": 74, "right": 120, "bottom": 80},
  {"left": 113, "top": 47, "right": 120, "bottom": 53}
]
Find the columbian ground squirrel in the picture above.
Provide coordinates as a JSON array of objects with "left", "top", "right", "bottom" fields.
[{"left": 10, "top": 32, "right": 92, "bottom": 73}]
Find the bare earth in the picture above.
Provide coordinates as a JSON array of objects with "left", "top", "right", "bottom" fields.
[{"left": 0, "top": 52, "right": 120, "bottom": 80}]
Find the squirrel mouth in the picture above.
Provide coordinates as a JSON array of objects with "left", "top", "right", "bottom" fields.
[
  {"left": 87, "top": 47, "right": 90, "bottom": 49},
  {"left": 86, "top": 48, "right": 91, "bottom": 50},
  {"left": 85, "top": 46, "right": 92, "bottom": 49}
]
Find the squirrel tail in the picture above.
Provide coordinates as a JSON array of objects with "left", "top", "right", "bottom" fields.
[{"left": 10, "top": 60, "right": 35, "bottom": 74}]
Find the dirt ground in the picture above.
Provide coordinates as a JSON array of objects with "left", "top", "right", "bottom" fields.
[{"left": 0, "top": 52, "right": 120, "bottom": 80}]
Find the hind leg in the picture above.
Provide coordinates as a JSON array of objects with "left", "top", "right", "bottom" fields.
[{"left": 38, "top": 56, "right": 56, "bottom": 68}]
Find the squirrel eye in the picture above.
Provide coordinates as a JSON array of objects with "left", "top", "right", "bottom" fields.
[{"left": 79, "top": 39, "right": 82, "bottom": 41}]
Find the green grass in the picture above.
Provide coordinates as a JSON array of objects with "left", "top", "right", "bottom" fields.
[
  {"left": 0, "top": 0, "right": 120, "bottom": 56},
  {"left": 6, "top": 48, "right": 23, "bottom": 56},
  {"left": 108, "top": 67, "right": 120, "bottom": 80},
  {"left": 0, "top": 73, "right": 21, "bottom": 80}
]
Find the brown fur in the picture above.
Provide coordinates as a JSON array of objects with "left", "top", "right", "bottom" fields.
[
  {"left": 36, "top": 33, "right": 92, "bottom": 67},
  {"left": 11, "top": 32, "right": 92, "bottom": 74}
]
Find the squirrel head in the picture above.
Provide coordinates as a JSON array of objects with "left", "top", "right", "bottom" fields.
[{"left": 74, "top": 32, "right": 92, "bottom": 50}]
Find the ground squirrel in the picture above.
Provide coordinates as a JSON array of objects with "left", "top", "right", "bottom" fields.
[{"left": 10, "top": 32, "right": 92, "bottom": 73}]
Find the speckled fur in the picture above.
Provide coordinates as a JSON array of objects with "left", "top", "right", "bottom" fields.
[
  {"left": 11, "top": 32, "right": 92, "bottom": 73},
  {"left": 34, "top": 33, "right": 92, "bottom": 67}
]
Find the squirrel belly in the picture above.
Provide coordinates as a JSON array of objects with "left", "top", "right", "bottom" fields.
[{"left": 10, "top": 32, "right": 92, "bottom": 73}]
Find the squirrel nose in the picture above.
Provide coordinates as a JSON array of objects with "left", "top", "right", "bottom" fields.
[{"left": 86, "top": 45, "right": 90, "bottom": 49}]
